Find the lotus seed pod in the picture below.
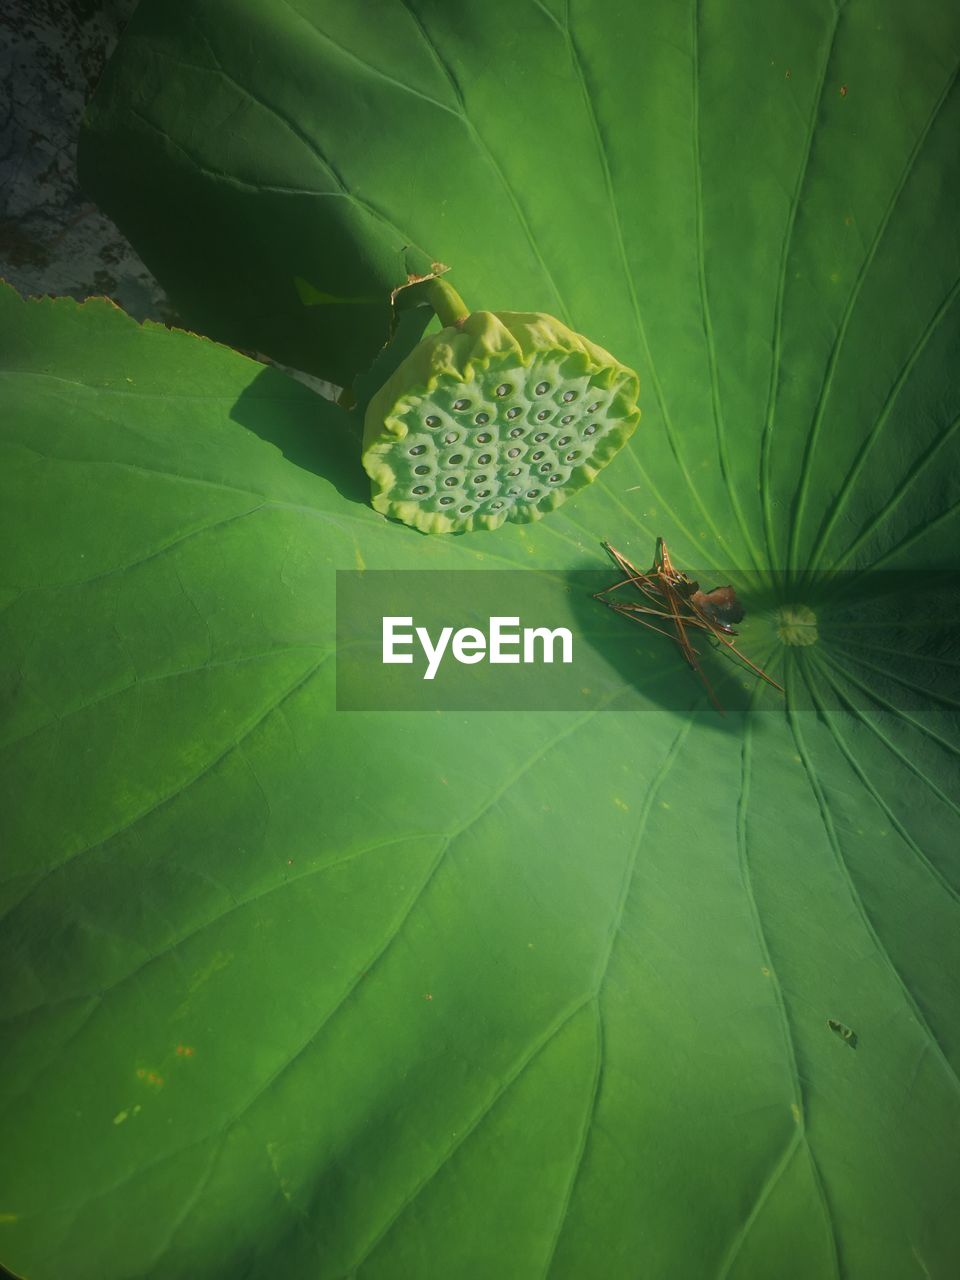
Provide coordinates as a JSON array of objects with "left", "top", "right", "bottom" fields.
[{"left": 362, "top": 279, "right": 640, "bottom": 533}]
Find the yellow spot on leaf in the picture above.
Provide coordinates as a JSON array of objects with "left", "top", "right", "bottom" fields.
[
  {"left": 113, "top": 1110, "right": 129, "bottom": 1126},
  {"left": 613, "top": 797, "right": 629, "bottom": 812},
  {"left": 761, "top": 966, "right": 771, "bottom": 977},
  {"left": 791, "top": 1103, "right": 801, "bottom": 1125}
]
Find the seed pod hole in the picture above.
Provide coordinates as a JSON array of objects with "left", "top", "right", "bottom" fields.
[
  {"left": 491, "top": 500, "right": 504, "bottom": 509},
  {"left": 425, "top": 415, "right": 441, "bottom": 428},
  {"left": 444, "top": 476, "right": 459, "bottom": 487},
  {"left": 477, "top": 489, "right": 491, "bottom": 498},
  {"left": 413, "top": 485, "right": 428, "bottom": 495},
  {"left": 549, "top": 473, "right": 562, "bottom": 482},
  {"left": 475, "top": 412, "right": 489, "bottom": 425},
  {"left": 448, "top": 453, "right": 463, "bottom": 465},
  {"left": 536, "top": 410, "right": 550, "bottom": 422},
  {"left": 414, "top": 465, "right": 430, "bottom": 475},
  {"left": 495, "top": 384, "right": 511, "bottom": 397},
  {"left": 534, "top": 432, "right": 548, "bottom": 442},
  {"left": 535, "top": 381, "right": 550, "bottom": 395},
  {"left": 585, "top": 424, "right": 599, "bottom": 436},
  {"left": 439, "top": 496, "right": 454, "bottom": 505},
  {"left": 477, "top": 453, "right": 491, "bottom": 465},
  {"left": 475, "top": 474, "right": 488, "bottom": 484},
  {"left": 558, "top": 436, "right": 571, "bottom": 446},
  {"left": 476, "top": 432, "right": 492, "bottom": 444},
  {"left": 588, "top": 401, "right": 601, "bottom": 412},
  {"left": 459, "top": 505, "right": 472, "bottom": 514},
  {"left": 532, "top": 450, "right": 545, "bottom": 460},
  {"left": 508, "top": 448, "right": 521, "bottom": 458},
  {"left": 539, "top": 462, "right": 551, "bottom": 474},
  {"left": 565, "top": 450, "right": 580, "bottom": 462},
  {"left": 506, "top": 407, "right": 522, "bottom": 419},
  {"left": 509, "top": 427, "right": 523, "bottom": 438},
  {"left": 560, "top": 415, "right": 574, "bottom": 425},
  {"left": 444, "top": 432, "right": 459, "bottom": 444},
  {"left": 527, "top": 489, "right": 540, "bottom": 498},
  {"left": 508, "top": 468, "right": 521, "bottom": 477},
  {"left": 562, "top": 390, "right": 577, "bottom": 402},
  {"left": 410, "top": 444, "right": 427, "bottom": 455},
  {"left": 453, "top": 398, "right": 470, "bottom": 411}
]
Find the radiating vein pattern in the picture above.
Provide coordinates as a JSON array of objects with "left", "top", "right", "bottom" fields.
[{"left": 4, "top": 0, "right": 960, "bottom": 1277}]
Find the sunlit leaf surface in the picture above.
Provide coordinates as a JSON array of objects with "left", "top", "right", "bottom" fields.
[{"left": 2, "top": 1, "right": 959, "bottom": 1275}]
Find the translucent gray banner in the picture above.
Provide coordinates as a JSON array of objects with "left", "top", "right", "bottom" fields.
[{"left": 335, "top": 569, "right": 960, "bottom": 713}]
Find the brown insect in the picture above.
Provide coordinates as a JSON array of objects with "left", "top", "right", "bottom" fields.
[{"left": 594, "top": 538, "right": 784, "bottom": 712}]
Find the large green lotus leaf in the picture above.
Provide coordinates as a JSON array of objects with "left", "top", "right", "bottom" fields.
[
  {"left": 79, "top": 0, "right": 960, "bottom": 577},
  {"left": 2, "top": 279, "right": 959, "bottom": 1279},
  {"left": 0, "top": 0, "right": 956, "bottom": 1275}
]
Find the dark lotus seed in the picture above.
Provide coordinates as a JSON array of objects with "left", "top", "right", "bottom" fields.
[
  {"left": 475, "top": 412, "right": 489, "bottom": 425},
  {"left": 527, "top": 489, "right": 540, "bottom": 498},
  {"left": 534, "top": 432, "right": 548, "bottom": 442},
  {"left": 532, "top": 450, "right": 545, "bottom": 460},
  {"left": 509, "top": 427, "right": 523, "bottom": 438},
  {"left": 478, "top": 454, "right": 491, "bottom": 465},
  {"left": 536, "top": 410, "right": 550, "bottom": 422},
  {"left": 459, "top": 505, "right": 472, "bottom": 513},
  {"left": 410, "top": 444, "right": 427, "bottom": 455},
  {"left": 539, "top": 463, "right": 551, "bottom": 473},
  {"left": 508, "top": 468, "right": 521, "bottom": 476},
  {"left": 445, "top": 432, "right": 459, "bottom": 444},
  {"left": 414, "top": 465, "right": 430, "bottom": 475},
  {"left": 425, "top": 415, "right": 440, "bottom": 427},
  {"left": 448, "top": 453, "right": 463, "bottom": 464},
  {"left": 560, "top": 415, "right": 574, "bottom": 425},
  {"left": 439, "top": 496, "right": 454, "bottom": 505},
  {"left": 565, "top": 451, "right": 579, "bottom": 461},
  {"left": 585, "top": 424, "right": 599, "bottom": 435},
  {"left": 477, "top": 489, "right": 490, "bottom": 498},
  {"left": 476, "top": 432, "right": 492, "bottom": 444},
  {"left": 508, "top": 447, "right": 521, "bottom": 458},
  {"left": 550, "top": 473, "right": 562, "bottom": 482},
  {"left": 475, "top": 474, "right": 488, "bottom": 484},
  {"left": 558, "top": 436, "right": 571, "bottom": 446},
  {"left": 413, "top": 485, "right": 428, "bottom": 495},
  {"left": 444, "top": 476, "right": 459, "bottom": 487},
  {"left": 496, "top": 384, "right": 510, "bottom": 397},
  {"left": 535, "top": 381, "right": 549, "bottom": 394},
  {"left": 562, "top": 391, "right": 576, "bottom": 402},
  {"left": 453, "top": 398, "right": 470, "bottom": 411},
  {"left": 507, "top": 407, "right": 522, "bottom": 419},
  {"left": 588, "top": 401, "right": 601, "bottom": 412}
]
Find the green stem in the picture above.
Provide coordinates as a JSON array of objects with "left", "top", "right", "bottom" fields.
[{"left": 425, "top": 277, "right": 470, "bottom": 328}]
